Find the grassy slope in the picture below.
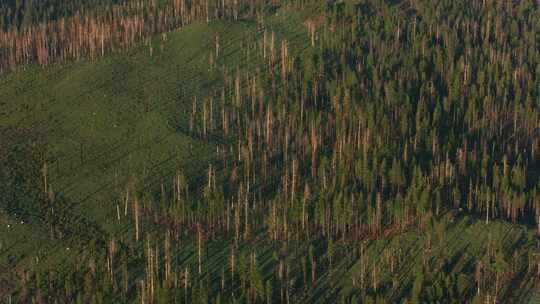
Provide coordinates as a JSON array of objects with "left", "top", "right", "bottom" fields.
[{"left": 0, "top": 7, "right": 310, "bottom": 287}]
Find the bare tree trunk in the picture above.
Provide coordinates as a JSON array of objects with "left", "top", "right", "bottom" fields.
[
  {"left": 198, "top": 224, "right": 203, "bottom": 275},
  {"left": 135, "top": 198, "right": 140, "bottom": 242}
]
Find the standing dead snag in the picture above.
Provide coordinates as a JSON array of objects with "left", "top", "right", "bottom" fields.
[
  {"left": 244, "top": 187, "right": 250, "bottom": 239},
  {"left": 263, "top": 30, "right": 267, "bottom": 59},
  {"left": 215, "top": 34, "right": 220, "bottom": 58},
  {"left": 203, "top": 99, "right": 208, "bottom": 137},
  {"left": 235, "top": 70, "right": 242, "bottom": 107},
  {"left": 230, "top": 246, "right": 236, "bottom": 282},
  {"left": 475, "top": 260, "right": 483, "bottom": 295},
  {"left": 124, "top": 185, "right": 131, "bottom": 216},
  {"left": 139, "top": 279, "right": 146, "bottom": 304},
  {"left": 164, "top": 230, "right": 172, "bottom": 285},
  {"left": 116, "top": 203, "right": 121, "bottom": 222},
  {"left": 107, "top": 238, "right": 117, "bottom": 281},
  {"left": 291, "top": 157, "right": 297, "bottom": 205},
  {"left": 270, "top": 31, "right": 276, "bottom": 68},
  {"left": 281, "top": 39, "right": 288, "bottom": 80},
  {"left": 135, "top": 197, "right": 140, "bottom": 242},
  {"left": 302, "top": 183, "right": 311, "bottom": 231},
  {"left": 309, "top": 245, "right": 316, "bottom": 285},
  {"left": 42, "top": 161, "right": 48, "bottom": 196},
  {"left": 198, "top": 223, "right": 203, "bottom": 275},
  {"left": 190, "top": 96, "right": 197, "bottom": 133},
  {"left": 184, "top": 267, "right": 190, "bottom": 295},
  {"left": 310, "top": 122, "right": 318, "bottom": 178}
]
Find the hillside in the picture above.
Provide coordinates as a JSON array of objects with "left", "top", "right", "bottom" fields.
[{"left": 1, "top": 0, "right": 540, "bottom": 303}]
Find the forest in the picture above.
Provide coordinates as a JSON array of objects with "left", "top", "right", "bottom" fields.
[{"left": 1, "top": 0, "right": 540, "bottom": 303}]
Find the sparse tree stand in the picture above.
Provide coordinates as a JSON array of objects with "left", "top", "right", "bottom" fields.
[{"left": 0, "top": 0, "right": 273, "bottom": 73}]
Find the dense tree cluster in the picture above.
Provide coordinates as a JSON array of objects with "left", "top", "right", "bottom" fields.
[{"left": 175, "top": 0, "right": 540, "bottom": 239}]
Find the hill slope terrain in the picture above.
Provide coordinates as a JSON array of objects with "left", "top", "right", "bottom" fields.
[{"left": 1, "top": 0, "right": 540, "bottom": 303}]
